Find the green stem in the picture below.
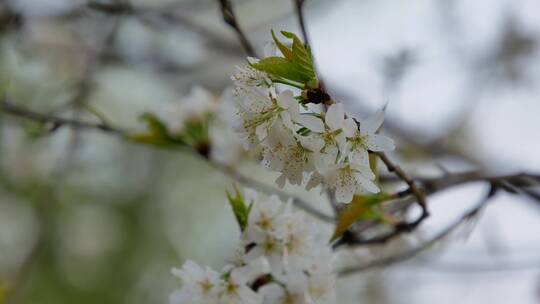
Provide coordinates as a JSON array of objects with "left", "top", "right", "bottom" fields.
[{"left": 271, "top": 78, "right": 304, "bottom": 89}]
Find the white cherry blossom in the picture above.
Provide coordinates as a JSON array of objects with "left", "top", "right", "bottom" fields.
[
  {"left": 344, "top": 110, "right": 395, "bottom": 168},
  {"left": 170, "top": 260, "right": 220, "bottom": 304},
  {"left": 275, "top": 210, "right": 316, "bottom": 269},
  {"left": 219, "top": 266, "right": 263, "bottom": 304},
  {"left": 210, "top": 88, "right": 248, "bottom": 166},
  {"left": 247, "top": 195, "right": 282, "bottom": 233},
  {"left": 158, "top": 86, "right": 216, "bottom": 133},
  {"left": 299, "top": 103, "right": 348, "bottom": 173},
  {"left": 258, "top": 280, "right": 308, "bottom": 304},
  {"left": 170, "top": 188, "right": 336, "bottom": 304},
  {"left": 324, "top": 162, "right": 380, "bottom": 203},
  {"left": 243, "top": 226, "right": 284, "bottom": 270},
  {"left": 235, "top": 89, "right": 300, "bottom": 149},
  {"left": 231, "top": 65, "right": 271, "bottom": 96},
  {"left": 261, "top": 122, "right": 315, "bottom": 188}
]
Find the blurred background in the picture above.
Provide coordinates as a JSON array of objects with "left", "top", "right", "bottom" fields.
[{"left": 1, "top": 0, "right": 540, "bottom": 303}]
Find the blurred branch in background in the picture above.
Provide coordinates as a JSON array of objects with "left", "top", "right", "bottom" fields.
[
  {"left": 217, "top": 0, "right": 256, "bottom": 57},
  {"left": 292, "top": 0, "right": 310, "bottom": 47},
  {"left": 0, "top": 97, "right": 333, "bottom": 221},
  {"left": 3, "top": 90, "right": 540, "bottom": 250}
]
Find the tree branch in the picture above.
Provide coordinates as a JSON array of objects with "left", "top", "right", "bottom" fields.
[
  {"left": 0, "top": 99, "right": 126, "bottom": 136},
  {"left": 210, "top": 162, "right": 334, "bottom": 222},
  {"left": 334, "top": 152, "right": 429, "bottom": 247},
  {"left": 217, "top": 0, "right": 256, "bottom": 57},
  {"left": 338, "top": 187, "right": 496, "bottom": 277},
  {"left": 292, "top": 0, "right": 310, "bottom": 47},
  {"left": 0, "top": 98, "right": 333, "bottom": 221}
]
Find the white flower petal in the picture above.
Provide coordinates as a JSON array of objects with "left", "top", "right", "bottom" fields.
[
  {"left": 237, "top": 286, "right": 263, "bottom": 304},
  {"left": 280, "top": 111, "right": 296, "bottom": 131},
  {"left": 360, "top": 110, "right": 384, "bottom": 135},
  {"left": 365, "top": 134, "right": 395, "bottom": 152},
  {"left": 259, "top": 283, "right": 285, "bottom": 304},
  {"left": 247, "top": 56, "right": 259, "bottom": 64},
  {"left": 299, "top": 115, "right": 325, "bottom": 133},
  {"left": 335, "top": 184, "right": 355, "bottom": 204},
  {"left": 355, "top": 173, "right": 380, "bottom": 193},
  {"left": 297, "top": 135, "right": 324, "bottom": 152},
  {"left": 169, "top": 289, "right": 191, "bottom": 304},
  {"left": 335, "top": 133, "right": 347, "bottom": 155},
  {"left": 349, "top": 148, "right": 369, "bottom": 168},
  {"left": 305, "top": 172, "right": 323, "bottom": 191},
  {"left": 325, "top": 103, "right": 344, "bottom": 131},
  {"left": 231, "top": 258, "right": 270, "bottom": 284},
  {"left": 277, "top": 90, "right": 296, "bottom": 109},
  {"left": 255, "top": 123, "right": 269, "bottom": 141},
  {"left": 343, "top": 118, "right": 357, "bottom": 137},
  {"left": 276, "top": 174, "right": 287, "bottom": 188},
  {"left": 171, "top": 267, "right": 183, "bottom": 278}
]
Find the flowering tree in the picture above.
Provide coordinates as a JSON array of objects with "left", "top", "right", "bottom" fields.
[{"left": 1, "top": 1, "right": 540, "bottom": 303}]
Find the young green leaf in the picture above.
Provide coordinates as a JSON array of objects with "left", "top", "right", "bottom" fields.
[
  {"left": 226, "top": 185, "right": 252, "bottom": 231},
  {"left": 251, "top": 57, "right": 312, "bottom": 86},
  {"left": 331, "top": 193, "right": 393, "bottom": 242},
  {"left": 129, "top": 113, "right": 185, "bottom": 147},
  {"left": 251, "top": 30, "right": 318, "bottom": 88},
  {"left": 271, "top": 30, "right": 294, "bottom": 60}
]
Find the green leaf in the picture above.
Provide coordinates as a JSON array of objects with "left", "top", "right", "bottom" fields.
[
  {"left": 271, "top": 30, "right": 294, "bottom": 60},
  {"left": 128, "top": 113, "right": 186, "bottom": 147},
  {"left": 140, "top": 113, "right": 168, "bottom": 136},
  {"left": 226, "top": 185, "right": 252, "bottom": 231},
  {"left": 251, "top": 30, "right": 318, "bottom": 88},
  {"left": 296, "top": 127, "right": 311, "bottom": 136},
  {"left": 252, "top": 57, "right": 312, "bottom": 85},
  {"left": 331, "top": 193, "right": 392, "bottom": 242},
  {"left": 281, "top": 31, "right": 314, "bottom": 76}
]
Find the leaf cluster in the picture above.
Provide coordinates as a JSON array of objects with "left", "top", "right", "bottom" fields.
[{"left": 251, "top": 31, "right": 318, "bottom": 89}]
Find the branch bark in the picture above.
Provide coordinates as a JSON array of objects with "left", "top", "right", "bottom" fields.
[
  {"left": 338, "top": 187, "right": 496, "bottom": 277},
  {"left": 0, "top": 99, "right": 126, "bottom": 136},
  {"left": 292, "top": 0, "right": 310, "bottom": 47},
  {"left": 217, "top": 0, "right": 256, "bottom": 57}
]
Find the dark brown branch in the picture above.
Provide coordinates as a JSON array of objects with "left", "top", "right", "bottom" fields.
[
  {"left": 334, "top": 152, "right": 429, "bottom": 247},
  {"left": 338, "top": 187, "right": 496, "bottom": 276},
  {"left": 376, "top": 152, "right": 427, "bottom": 209},
  {"left": 293, "top": 0, "right": 310, "bottom": 47},
  {"left": 217, "top": 0, "right": 256, "bottom": 57},
  {"left": 345, "top": 171, "right": 540, "bottom": 244}
]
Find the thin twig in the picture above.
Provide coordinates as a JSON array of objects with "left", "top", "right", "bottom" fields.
[
  {"left": 346, "top": 171, "right": 540, "bottom": 243},
  {"left": 292, "top": 0, "right": 310, "bottom": 47},
  {"left": 334, "top": 152, "right": 429, "bottom": 247},
  {"left": 376, "top": 152, "right": 427, "bottom": 211},
  {"left": 217, "top": 0, "right": 256, "bottom": 57},
  {"left": 86, "top": 1, "right": 243, "bottom": 56},
  {"left": 326, "top": 189, "right": 340, "bottom": 215},
  {"left": 0, "top": 98, "right": 333, "bottom": 221},
  {"left": 338, "top": 187, "right": 496, "bottom": 277},
  {"left": 55, "top": 12, "right": 123, "bottom": 182},
  {"left": 0, "top": 99, "right": 126, "bottom": 136},
  {"left": 211, "top": 162, "right": 334, "bottom": 222}
]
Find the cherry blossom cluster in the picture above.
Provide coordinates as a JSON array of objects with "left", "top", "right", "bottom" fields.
[
  {"left": 169, "top": 188, "right": 335, "bottom": 304},
  {"left": 156, "top": 86, "right": 247, "bottom": 166},
  {"left": 231, "top": 63, "right": 395, "bottom": 204}
]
